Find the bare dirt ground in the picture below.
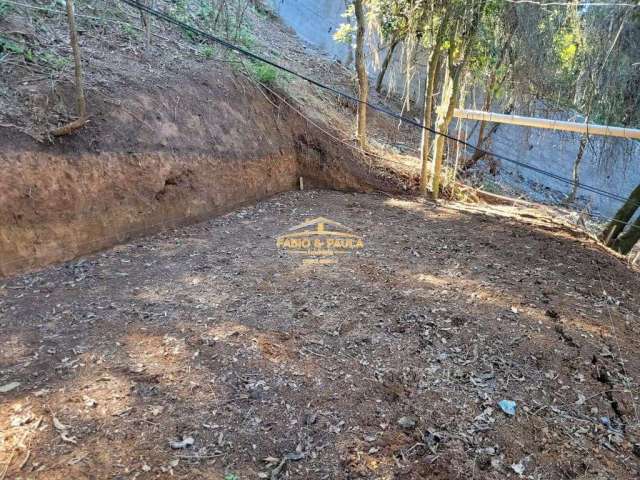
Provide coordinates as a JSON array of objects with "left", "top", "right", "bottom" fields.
[{"left": 1, "top": 190, "right": 640, "bottom": 479}]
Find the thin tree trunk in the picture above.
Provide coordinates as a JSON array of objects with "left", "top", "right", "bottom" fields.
[
  {"left": 565, "top": 134, "right": 587, "bottom": 204},
  {"left": 419, "top": 15, "right": 449, "bottom": 194},
  {"left": 467, "top": 31, "right": 513, "bottom": 166},
  {"left": 353, "top": 0, "right": 368, "bottom": 149},
  {"left": 233, "top": 0, "right": 251, "bottom": 41},
  {"left": 213, "top": 0, "right": 226, "bottom": 30},
  {"left": 473, "top": 71, "right": 496, "bottom": 156},
  {"left": 419, "top": 54, "right": 441, "bottom": 193},
  {"left": 452, "top": 80, "right": 469, "bottom": 185},
  {"left": 375, "top": 36, "right": 399, "bottom": 93},
  {"left": 431, "top": 54, "right": 460, "bottom": 200},
  {"left": 52, "top": 0, "right": 87, "bottom": 136},
  {"left": 430, "top": 9, "right": 482, "bottom": 199},
  {"left": 462, "top": 103, "right": 512, "bottom": 169},
  {"left": 140, "top": 0, "right": 153, "bottom": 50},
  {"left": 600, "top": 183, "right": 640, "bottom": 245}
]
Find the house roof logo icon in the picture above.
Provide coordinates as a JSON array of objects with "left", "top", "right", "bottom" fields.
[{"left": 276, "top": 217, "right": 364, "bottom": 264}]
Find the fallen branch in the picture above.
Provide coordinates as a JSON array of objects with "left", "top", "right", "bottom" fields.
[{"left": 51, "top": 116, "right": 87, "bottom": 136}]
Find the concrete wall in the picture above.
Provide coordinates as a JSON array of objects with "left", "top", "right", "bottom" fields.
[
  {"left": 268, "top": 0, "right": 352, "bottom": 62},
  {"left": 267, "top": 0, "right": 426, "bottom": 100},
  {"left": 464, "top": 120, "right": 640, "bottom": 217}
]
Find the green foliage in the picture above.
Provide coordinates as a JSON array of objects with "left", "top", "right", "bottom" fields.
[
  {"left": 341, "top": 4, "right": 355, "bottom": 19},
  {"left": 0, "top": 1, "right": 12, "bottom": 19},
  {"left": 334, "top": 2, "right": 359, "bottom": 45},
  {"left": 120, "top": 22, "right": 139, "bottom": 39},
  {"left": 0, "top": 36, "right": 34, "bottom": 62},
  {"left": 196, "top": 0, "right": 216, "bottom": 21},
  {"left": 0, "top": 36, "right": 24, "bottom": 55},
  {"left": 23, "top": 48, "right": 34, "bottom": 62},
  {"left": 236, "top": 28, "right": 254, "bottom": 48},
  {"left": 170, "top": 0, "right": 200, "bottom": 43},
  {"left": 171, "top": 0, "right": 190, "bottom": 23},
  {"left": 333, "top": 22, "right": 355, "bottom": 44},
  {"left": 224, "top": 474, "right": 239, "bottom": 480},
  {"left": 199, "top": 44, "right": 215, "bottom": 59},
  {"left": 359, "top": 0, "right": 639, "bottom": 130},
  {"left": 40, "top": 51, "right": 70, "bottom": 71},
  {"left": 167, "top": 0, "right": 255, "bottom": 47},
  {"left": 555, "top": 31, "right": 579, "bottom": 69},
  {"left": 253, "top": 2, "right": 270, "bottom": 20},
  {"left": 0, "top": 35, "right": 71, "bottom": 71},
  {"left": 368, "top": 0, "right": 429, "bottom": 45},
  {"left": 481, "top": 179, "right": 505, "bottom": 195},
  {"left": 249, "top": 62, "right": 278, "bottom": 85}
]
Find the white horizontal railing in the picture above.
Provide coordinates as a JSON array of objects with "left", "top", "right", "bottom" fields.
[{"left": 453, "top": 108, "right": 640, "bottom": 140}]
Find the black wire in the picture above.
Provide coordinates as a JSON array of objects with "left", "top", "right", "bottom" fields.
[{"left": 118, "top": 0, "right": 640, "bottom": 211}]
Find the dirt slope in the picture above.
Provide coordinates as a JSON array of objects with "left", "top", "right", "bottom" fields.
[
  {"left": 0, "top": 59, "right": 411, "bottom": 277},
  {"left": 0, "top": 0, "right": 420, "bottom": 277},
  {"left": 1, "top": 190, "right": 639, "bottom": 479}
]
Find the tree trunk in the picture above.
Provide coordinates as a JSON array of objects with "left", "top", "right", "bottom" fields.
[
  {"left": 467, "top": 31, "right": 513, "bottom": 167},
  {"left": 600, "top": 183, "right": 640, "bottom": 245},
  {"left": 52, "top": 0, "right": 87, "bottom": 136},
  {"left": 431, "top": 52, "right": 463, "bottom": 200},
  {"left": 565, "top": 135, "right": 587, "bottom": 204},
  {"left": 419, "top": 16, "right": 449, "bottom": 194},
  {"left": 612, "top": 216, "right": 640, "bottom": 255},
  {"left": 461, "top": 103, "right": 513, "bottom": 169},
  {"left": 353, "top": 0, "right": 368, "bottom": 149},
  {"left": 430, "top": 8, "right": 483, "bottom": 199},
  {"left": 140, "top": 0, "right": 153, "bottom": 50},
  {"left": 375, "top": 36, "right": 399, "bottom": 93},
  {"left": 419, "top": 54, "right": 441, "bottom": 194},
  {"left": 472, "top": 71, "right": 496, "bottom": 156},
  {"left": 452, "top": 80, "right": 469, "bottom": 183}
]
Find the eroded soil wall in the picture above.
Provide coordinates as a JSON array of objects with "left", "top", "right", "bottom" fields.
[
  {"left": 0, "top": 151, "right": 300, "bottom": 276},
  {"left": 0, "top": 70, "right": 400, "bottom": 277}
]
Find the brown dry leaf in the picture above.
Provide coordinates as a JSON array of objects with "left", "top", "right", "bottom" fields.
[
  {"left": 149, "top": 405, "right": 164, "bottom": 416},
  {"left": 53, "top": 416, "right": 69, "bottom": 431},
  {"left": 0, "top": 381, "right": 21, "bottom": 393},
  {"left": 60, "top": 432, "right": 78, "bottom": 444}
]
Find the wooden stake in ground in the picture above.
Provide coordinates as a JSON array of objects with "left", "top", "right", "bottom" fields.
[
  {"left": 52, "top": 0, "right": 87, "bottom": 136},
  {"left": 353, "top": 0, "right": 368, "bottom": 150}
]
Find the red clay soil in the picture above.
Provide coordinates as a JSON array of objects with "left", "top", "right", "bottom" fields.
[
  {"left": 1, "top": 190, "right": 639, "bottom": 479},
  {"left": 0, "top": 62, "right": 410, "bottom": 278},
  {"left": 0, "top": 0, "right": 418, "bottom": 279}
]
